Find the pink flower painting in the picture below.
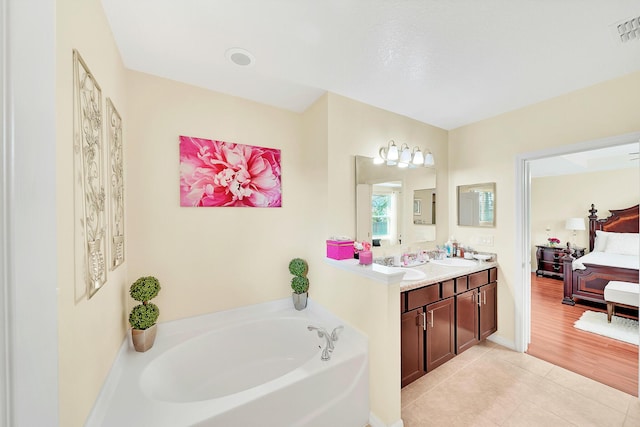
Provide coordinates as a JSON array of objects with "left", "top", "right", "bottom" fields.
[{"left": 179, "top": 136, "right": 282, "bottom": 207}]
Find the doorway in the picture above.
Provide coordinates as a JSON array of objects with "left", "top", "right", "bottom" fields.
[{"left": 515, "top": 130, "right": 640, "bottom": 396}]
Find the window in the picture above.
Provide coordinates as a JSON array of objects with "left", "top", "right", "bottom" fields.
[
  {"left": 479, "top": 191, "right": 494, "bottom": 224},
  {"left": 372, "top": 194, "right": 391, "bottom": 239}
]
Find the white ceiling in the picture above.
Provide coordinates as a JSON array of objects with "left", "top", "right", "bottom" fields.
[
  {"left": 101, "top": 0, "right": 640, "bottom": 130},
  {"left": 529, "top": 142, "right": 639, "bottom": 177}
]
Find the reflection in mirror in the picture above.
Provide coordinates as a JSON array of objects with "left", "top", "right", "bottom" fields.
[
  {"left": 457, "top": 182, "right": 495, "bottom": 227},
  {"left": 413, "top": 188, "right": 436, "bottom": 225},
  {"left": 356, "top": 156, "right": 436, "bottom": 247}
]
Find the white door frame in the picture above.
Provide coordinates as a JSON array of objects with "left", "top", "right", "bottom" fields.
[
  {"left": 1, "top": 0, "right": 59, "bottom": 425},
  {"left": 515, "top": 131, "right": 640, "bottom": 393}
]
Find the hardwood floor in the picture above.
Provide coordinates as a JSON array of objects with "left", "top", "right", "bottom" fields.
[{"left": 527, "top": 273, "right": 639, "bottom": 396}]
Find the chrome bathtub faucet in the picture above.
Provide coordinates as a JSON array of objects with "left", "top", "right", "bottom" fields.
[{"left": 308, "top": 325, "right": 343, "bottom": 361}]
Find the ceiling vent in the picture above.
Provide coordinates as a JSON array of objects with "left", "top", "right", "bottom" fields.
[{"left": 612, "top": 16, "right": 640, "bottom": 44}]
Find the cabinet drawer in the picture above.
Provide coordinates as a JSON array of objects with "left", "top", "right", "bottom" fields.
[
  {"left": 455, "top": 276, "right": 468, "bottom": 293},
  {"left": 401, "top": 292, "right": 406, "bottom": 312},
  {"left": 541, "top": 249, "right": 564, "bottom": 262},
  {"left": 468, "top": 270, "right": 489, "bottom": 289},
  {"left": 442, "top": 280, "right": 455, "bottom": 299},
  {"left": 407, "top": 284, "right": 439, "bottom": 310},
  {"left": 489, "top": 267, "right": 497, "bottom": 283},
  {"left": 539, "top": 261, "right": 563, "bottom": 274}
]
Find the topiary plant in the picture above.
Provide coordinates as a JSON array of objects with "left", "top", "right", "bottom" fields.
[
  {"left": 288, "top": 258, "right": 308, "bottom": 277},
  {"left": 289, "top": 258, "right": 309, "bottom": 294},
  {"left": 291, "top": 276, "right": 309, "bottom": 294},
  {"left": 129, "top": 276, "right": 161, "bottom": 330}
]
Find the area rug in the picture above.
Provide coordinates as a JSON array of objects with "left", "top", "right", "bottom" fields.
[{"left": 574, "top": 311, "right": 639, "bottom": 345}]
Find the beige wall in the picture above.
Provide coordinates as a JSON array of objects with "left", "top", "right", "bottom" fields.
[
  {"left": 56, "top": 1, "right": 129, "bottom": 426},
  {"left": 531, "top": 167, "right": 640, "bottom": 266},
  {"left": 309, "top": 93, "right": 449, "bottom": 425},
  {"left": 449, "top": 71, "right": 640, "bottom": 346},
  {"left": 126, "top": 70, "right": 306, "bottom": 320}
]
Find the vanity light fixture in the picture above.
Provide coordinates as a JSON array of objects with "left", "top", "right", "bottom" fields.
[{"left": 377, "top": 140, "right": 435, "bottom": 168}]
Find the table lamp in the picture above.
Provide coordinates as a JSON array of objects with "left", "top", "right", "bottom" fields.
[{"left": 565, "top": 217, "right": 586, "bottom": 247}]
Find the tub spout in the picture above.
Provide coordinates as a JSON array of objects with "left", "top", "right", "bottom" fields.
[{"left": 307, "top": 325, "right": 338, "bottom": 361}]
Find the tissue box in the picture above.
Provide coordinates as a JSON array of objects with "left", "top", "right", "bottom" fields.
[{"left": 326, "top": 240, "right": 354, "bottom": 260}]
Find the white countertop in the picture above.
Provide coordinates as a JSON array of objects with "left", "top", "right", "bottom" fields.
[{"left": 324, "top": 257, "right": 498, "bottom": 290}]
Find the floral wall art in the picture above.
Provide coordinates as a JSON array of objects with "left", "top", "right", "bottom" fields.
[{"left": 179, "top": 135, "right": 282, "bottom": 207}]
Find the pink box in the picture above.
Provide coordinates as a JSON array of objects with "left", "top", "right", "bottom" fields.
[{"left": 326, "top": 240, "right": 354, "bottom": 260}]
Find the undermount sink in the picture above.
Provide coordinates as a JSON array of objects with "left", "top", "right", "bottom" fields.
[
  {"left": 395, "top": 267, "right": 427, "bottom": 281},
  {"left": 373, "top": 264, "right": 427, "bottom": 281},
  {"left": 429, "top": 258, "right": 476, "bottom": 267}
]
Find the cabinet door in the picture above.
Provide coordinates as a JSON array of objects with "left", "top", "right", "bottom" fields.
[
  {"left": 425, "top": 298, "right": 455, "bottom": 372},
  {"left": 479, "top": 282, "right": 497, "bottom": 340},
  {"left": 401, "top": 307, "right": 425, "bottom": 387},
  {"left": 456, "top": 289, "right": 479, "bottom": 354}
]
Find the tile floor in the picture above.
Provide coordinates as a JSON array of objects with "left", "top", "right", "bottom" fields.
[{"left": 401, "top": 341, "right": 640, "bottom": 426}]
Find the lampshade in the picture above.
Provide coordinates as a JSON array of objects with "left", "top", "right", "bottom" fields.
[
  {"left": 412, "top": 148, "right": 424, "bottom": 165},
  {"left": 423, "top": 151, "right": 434, "bottom": 167},
  {"left": 565, "top": 218, "right": 585, "bottom": 231},
  {"left": 399, "top": 144, "right": 412, "bottom": 164},
  {"left": 387, "top": 141, "right": 399, "bottom": 161}
]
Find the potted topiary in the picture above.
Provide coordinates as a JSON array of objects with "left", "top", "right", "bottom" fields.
[
  {"left": 129, "top": 276, "right": 161, "bottom": 352},
  {"left": 289, "top": 258, "right": 309, "bottom": 310}
]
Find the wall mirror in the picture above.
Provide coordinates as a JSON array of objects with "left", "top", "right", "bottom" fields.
[
  {"left": 457, "top": 182, "right": 496, "bottom": 227},
  {"left": 355, "top": 155, "right": 436, "bottom": 247},
  {"left": 413, "top": 188, "right": 436, "bottom": 225}
]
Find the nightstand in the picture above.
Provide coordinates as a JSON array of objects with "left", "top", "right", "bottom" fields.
[{"left": 535, "top": 245, "right": 585, "bottom": 280}]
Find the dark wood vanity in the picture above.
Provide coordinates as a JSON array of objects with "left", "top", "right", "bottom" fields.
[{"left": 400, "top": 266, "right": 497, "bottom": 387}]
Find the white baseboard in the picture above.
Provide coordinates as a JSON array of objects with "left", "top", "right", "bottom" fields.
[
  {"left": 488, "top": 334, "right": 516, "bottom": 351},
  {"left": 369, "top": 412, "right": 404, "bottom": 427}
]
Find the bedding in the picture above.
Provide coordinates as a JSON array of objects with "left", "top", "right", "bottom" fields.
[
  {"left": 572, "top": 251, "right": 639, "bottom": 271},
  {"left": 562, "top": 203, "right": 639, "bottom": 306}
]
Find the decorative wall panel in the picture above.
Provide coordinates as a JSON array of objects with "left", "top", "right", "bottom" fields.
[
  {"left": 73, "top": 49, "right": 107, "bottom": 298},
  {"left": 107, "top": 98, "right": 124, "bottom": 269}
]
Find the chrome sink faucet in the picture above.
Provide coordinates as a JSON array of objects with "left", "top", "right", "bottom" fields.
[{"left": 308, "top": 325, "right": 344, "bottom": 361}]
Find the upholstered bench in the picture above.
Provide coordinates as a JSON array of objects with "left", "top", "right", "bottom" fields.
[{"left": 603, "top": 281, "right": 639, "bottom": 323}]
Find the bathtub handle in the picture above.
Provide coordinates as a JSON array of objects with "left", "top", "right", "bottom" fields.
[{"left": 331, "top": 325, "right": 344, "bottom": 342}]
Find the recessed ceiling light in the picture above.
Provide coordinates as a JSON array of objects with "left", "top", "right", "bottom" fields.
[{"left": 225, "top": 48, "right": 255, "bottom": 67}]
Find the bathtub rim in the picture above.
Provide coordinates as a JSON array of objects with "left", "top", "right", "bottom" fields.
[{"left": 85, "top": 297, "right": 369, "bottom": 427}]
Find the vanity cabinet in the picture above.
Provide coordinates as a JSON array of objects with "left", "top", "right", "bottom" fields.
[
  {"left": 401, "top": 307, "right": 425, "bottom": 387},
  {"left": 456, "top": 269, "right": 498, "bottom": 353},
  {"left": 400, "top": 297, "right": 455, "bottom": 387},
  {"left": 425, "top": 298, "right": 455, "bottom": 372},
  {"left": 401, "top": 266, "right": 498, "bottom": 387},
  {"left": 456, "top": 288, "right": 479, "bottom": 353}
]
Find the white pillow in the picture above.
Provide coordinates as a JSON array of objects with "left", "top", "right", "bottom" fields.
[
  {"left": 593, "top": 230, "right": 610, "bottom": 252},
  {"left": 603, "top": 232, "right": 639, "bottom": 256}
]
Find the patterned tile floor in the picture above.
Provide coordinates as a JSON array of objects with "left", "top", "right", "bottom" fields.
[{"left": 401, "top": 341, "right": 640, "bottom": 426}]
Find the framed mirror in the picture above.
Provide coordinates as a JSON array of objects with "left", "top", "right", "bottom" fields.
[
  {"left": 413, "top": 188, "right": 436, "bottom": 225},
  {"left": 356, "top": 155, "right": 436, "bottom": 247},
  {"left": 457, "top": 182, "right": 495, "bottom": 227}
]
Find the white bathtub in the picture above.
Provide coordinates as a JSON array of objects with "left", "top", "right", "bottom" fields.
[{"left": 86, "top": 298, "right": 369, "bottom": 427}]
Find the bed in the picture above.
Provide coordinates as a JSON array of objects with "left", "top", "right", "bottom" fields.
[{"left": 562, "top": 204, "right": 639, "bottom": 306}]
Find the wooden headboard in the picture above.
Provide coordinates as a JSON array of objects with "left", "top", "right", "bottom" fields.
[{"left": 588, "top": 204, "right": 640, "bottom": 251}]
